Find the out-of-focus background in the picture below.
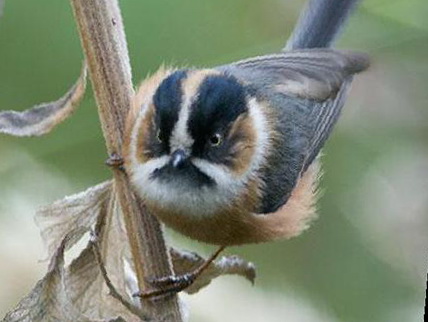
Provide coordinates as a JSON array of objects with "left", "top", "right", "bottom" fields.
[{"left": 0, "top": 0, "right": 427, "bottom": 321}]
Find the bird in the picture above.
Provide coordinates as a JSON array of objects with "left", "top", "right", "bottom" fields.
[
  {"left": 123, "top": 50, "right": 368, "bottom": 245},
  {"left": 122, "top": 0, "right": 369, "bottom": 296}
]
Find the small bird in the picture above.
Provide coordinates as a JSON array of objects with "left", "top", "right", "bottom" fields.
[
  {"left": 122, "top": 0, "right": 369, "bottom": 296},
  {"left": 124, "top": 50, "right": 368, "bottom": 247}
]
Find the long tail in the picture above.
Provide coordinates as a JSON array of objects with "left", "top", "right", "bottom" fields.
[{"left": 285, "top": 0, "right": 360, "bottom": 50}]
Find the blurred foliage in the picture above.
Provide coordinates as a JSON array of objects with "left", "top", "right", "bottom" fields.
[{"left": 0, "top": 0, "right": 427, "bottom": 321}]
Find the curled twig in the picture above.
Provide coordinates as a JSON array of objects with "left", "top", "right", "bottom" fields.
[{"left": 89, "top": 232, "right": 150, "bottom": 321}]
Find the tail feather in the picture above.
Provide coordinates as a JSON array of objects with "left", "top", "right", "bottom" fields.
[{"left": 285, "top": 0, "right": 360, "bottom": 50}]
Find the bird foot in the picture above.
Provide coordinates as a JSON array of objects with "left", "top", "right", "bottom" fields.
[
  {"left": 133, "top": 246, "right": 226, "bottom": 299},
  {"left": 133, "top": 273, "right": 197, "bottom": 299}
]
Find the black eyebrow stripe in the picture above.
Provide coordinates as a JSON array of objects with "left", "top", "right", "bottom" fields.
[
  {"left": 153, "top": 70, "right": 188, "bottom": 151},
  {"left": 187, "top": 75, "right": 248, "bottom": 156}
]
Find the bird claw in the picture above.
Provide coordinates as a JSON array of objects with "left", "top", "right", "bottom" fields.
[
  {"left": 133, "top": 246, "right": 226, "bottom": 299},
  {"left": 133, "top": 273, "right": 196, "bottom": 299},
  {"left": 149, "top": 272, "right": 196, "bottom": 289}
]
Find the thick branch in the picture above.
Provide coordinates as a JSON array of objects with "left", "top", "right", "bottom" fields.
[{"left": 69, "top": 0, "right": 182, "bottom": 320}]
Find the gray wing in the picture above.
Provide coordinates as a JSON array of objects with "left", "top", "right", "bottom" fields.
[
  {"left": 217, "top": 48, "right": 368, "bottom": 101},
  {"left": 217, "top": 49, "right": 369, "bottom": 213},
  {"left": 301, "top": 77, "right": 352, "bottom": 171}
]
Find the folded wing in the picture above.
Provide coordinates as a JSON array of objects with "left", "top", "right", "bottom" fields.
[{"left": 217, "top": 49, "right": 369, "bottom": 212}]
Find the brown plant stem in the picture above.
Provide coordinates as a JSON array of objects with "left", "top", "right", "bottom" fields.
[{"left": 69, "top": 0, "right": 183, "bottom": 320}]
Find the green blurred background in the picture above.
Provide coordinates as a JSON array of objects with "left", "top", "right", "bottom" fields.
[{"left": 0, "top": 0, "right": 427, "bottom": 321}]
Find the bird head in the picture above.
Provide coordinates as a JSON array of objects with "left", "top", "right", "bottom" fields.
[{"left": 124, "top": 69, "right": 269, "bottom": 217}]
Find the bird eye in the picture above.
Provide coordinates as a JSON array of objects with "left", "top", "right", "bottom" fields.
[
  {"left": 156, "top": 129, "right": 162, "bottom": 143},
  {"left": 209, "top": 133, "right": 222, "bottom": 146}
]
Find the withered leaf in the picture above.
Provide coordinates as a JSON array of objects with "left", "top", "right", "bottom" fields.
[
  {"left": 4, "top": 198, "right": 144, "bottom": 321},
  {"left": 0, "top": 63, "right": 87, "bottom": 137},
  {"left": 0, "top": 0, "right": 4, "bottom": 17},
  {"left": 3, "top": 237, "right": 134, "bottom": 322},
  {"left": 6, "top": 180, "right": 256, "bottom": 320},
  {"left": 35, "top": 180, "right": 112, "bottom": 262},
  {"left": 171, "top": 248, "right": 256, "bottom": 295},
  {"left": 23, "top": 182, "right": 147, "bottom": 321},
  {"left": 3, "top": 236, "right": 93, "bottom": 322},
  {"left": 63, "top": 244, "right": 145, "bottom": 321}
]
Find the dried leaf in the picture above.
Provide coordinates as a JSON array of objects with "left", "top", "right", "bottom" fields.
[
  {"left": 3, "top": 236, "right": 92, "bottom": 322},
  {"left": 63, "top": 245, "right": 143, "bottom": 321},
  {"left": 35, "top": 181, "right": 112, "bottom": 262},
  {"left": 4, "top": 197, "right": 143, "bottom": 322},
  {"left": 3, "top": 237, "right": 132, "bottom": 322},
  {"left": 0, "top": 63, "right": 87, "bottom": 137},
  {"left": 171, "top": 248, "right": 256, "bottom": 295},
  {"left": 28, "top": 182, "right": 144, "bottom": 321},
  {"left": 60, "top": 192, "right": 146, "bottom": 321},
  {"left": 6, "top": 180, "right": 256, "bottom": 320}
]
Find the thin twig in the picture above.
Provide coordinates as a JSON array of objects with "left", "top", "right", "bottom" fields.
[{"left": 90, "top": 235, "right": 150, "bottom": 321}]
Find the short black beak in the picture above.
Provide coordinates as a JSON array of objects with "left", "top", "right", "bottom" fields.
[{"left": 170, "top": 149, "right": 189, "bottom": 169}]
